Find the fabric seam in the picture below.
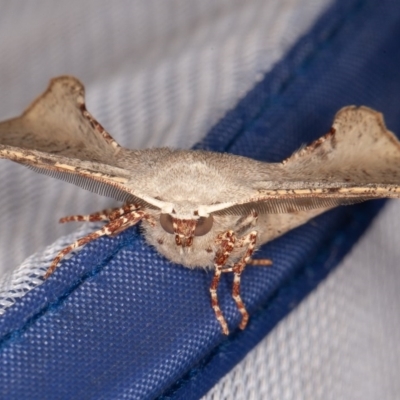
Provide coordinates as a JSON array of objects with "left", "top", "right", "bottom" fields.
[{"left": 0, "top": 233, "right": 133, "bottom": 349}]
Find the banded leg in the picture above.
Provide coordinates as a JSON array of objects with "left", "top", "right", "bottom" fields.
[
  {"left": 44, "top": 209, "right": 146, "bottom": 279},
  {"left": 248, "top": 259, "right": 273, "bottom": 266},
  {"left": 210, "top": 267, "right": 229, "bottom": 335},
  {"left": 59, "top": 204, "right": 140, "bottom": 223},
  {"left": 210, "top": 231, "right": 236, "bottom": 335},
  {"left": 231, "top": 231, "right": 258, "bottom": 330},
  {"left": 211, "top": 230, "right": 268, "bottom": 334}
]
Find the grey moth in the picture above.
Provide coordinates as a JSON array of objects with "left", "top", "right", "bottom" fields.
[{"left": 1, "top": 76, "right": 400, "bottom": 335}]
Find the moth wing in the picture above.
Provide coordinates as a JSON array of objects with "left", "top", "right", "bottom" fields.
[
  {"left": 282, "top": 106, "right": 400, "bottom": 186},
  {"left": 212, "top": 106, "right": 400, "bottom": 215},
  {"left": 0, "top": 77, "right": 157, "bottom": 208},
  {"left": 0, "top": 76, "right": 120, "bottom": 163}
]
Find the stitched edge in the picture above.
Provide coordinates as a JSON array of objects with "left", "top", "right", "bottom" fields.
[{"left": 0, "top": 229, "right": 135, "bottom": 349}]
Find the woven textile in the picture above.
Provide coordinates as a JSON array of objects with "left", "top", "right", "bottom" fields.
[{"left": 1, "top": 1, "right": 400, "bottom": 399}]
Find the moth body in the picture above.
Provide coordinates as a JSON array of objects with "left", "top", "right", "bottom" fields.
[
  {"left": 143, "top": 211, "right": 246, "bottom": 268},
  {"left": 2, "top": 76, "right": 400, "bottom": 334}
]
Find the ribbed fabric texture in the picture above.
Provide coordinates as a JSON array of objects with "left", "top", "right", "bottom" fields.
[{"left": 1, "top": 1, "right": 400, "bottom": 399}]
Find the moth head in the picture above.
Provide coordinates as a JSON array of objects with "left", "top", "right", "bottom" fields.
[
  {"left": 159, "top": 211, "right": 214, "bottom": 248},
  {"left": 144, "top": 195, "right": 257, "bottom": 250}
]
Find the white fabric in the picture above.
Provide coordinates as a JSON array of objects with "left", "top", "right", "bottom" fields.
[{"left": 0, "top": 224, "right": 95, "bottom": 314}]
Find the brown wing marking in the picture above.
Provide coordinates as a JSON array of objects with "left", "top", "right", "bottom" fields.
[
  {"left": 0, "top": 76, "right": 120, "bottom": 164},
  {"left": 214, "top": 106, "right": 400, "bottom": 215}
]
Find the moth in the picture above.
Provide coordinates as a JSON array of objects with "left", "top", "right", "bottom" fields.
[{"left": 1, "top": 76, "right": 400, "bottom": 335}]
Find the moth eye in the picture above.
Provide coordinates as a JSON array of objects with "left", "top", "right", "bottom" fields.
[
  {"left": 160, "top": 213, "right": 175, "bottom": 234},
  {"left": 194, "top": 215, "right": 213, "bottom": 236}
]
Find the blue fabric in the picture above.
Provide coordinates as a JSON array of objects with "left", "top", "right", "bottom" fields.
[{"left": 1, "top": 0, "right": 400, "bottom": 399}]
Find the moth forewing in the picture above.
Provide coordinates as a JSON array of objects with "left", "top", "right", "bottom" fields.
[
  {"left": 0, "top": 76, "right": 119, "bottom": 162},
  {"left": 217, "top": 106, "right": 400, "bottom": 214},
  {"left": 283, "top": 106, "right": 400, "bottom": 185},
  {"left": 1, "top": 76, "right": 400, "bottom": 335}
]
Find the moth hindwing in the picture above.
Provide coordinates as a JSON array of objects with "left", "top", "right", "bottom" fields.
[{"left": 1, "top": 76, "right": 400, "bottom": 334}]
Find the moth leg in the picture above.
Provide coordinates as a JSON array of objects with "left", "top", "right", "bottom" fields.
[
  {"left": 219, "top": 258, "right": 272, "bottom": 272},
  {"left": 211, "top": 230, "right": 262, "bottom": 333},
  {"left": 59, "top": 203, "right": 140, "bottom": 223},
  {"left": 231, "top": 231, "right": 258, "bottom": 330},
  {"left": 210, "top": 266, "right": 229, "bottom": 335},
  {"left": 211, "top": 230, "right": 236, "bottom": 335},
  {"left": 44, "top": 209, "right": 147, "bottom": 279},
  {"left": 60, "top": 207, "right": 118, "bottom": 223},
  {"left": 109, "top": 211, "right": 156, "bottom": 236},
  {"left": 248, "top": 258, "right": 273, "bottom": 266}
]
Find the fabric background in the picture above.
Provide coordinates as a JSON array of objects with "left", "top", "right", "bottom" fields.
[{"left": 1, "top": 1, "right": 400, "bottom": 399}]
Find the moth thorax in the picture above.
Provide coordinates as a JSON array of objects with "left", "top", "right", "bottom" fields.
[{"left": 159, "top": 213, "right": 213, "bottom": 247}]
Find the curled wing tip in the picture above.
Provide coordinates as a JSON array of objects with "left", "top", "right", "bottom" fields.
[
  {"left": 333, "top": 104, "right": 400, "bottom": 148},
  {"left": 22, "top": 75, "right": 86, "bottom": 118},
  {"left": 49, "top": 76, "right": 85, "bottom": 102},
  {"left": 49, "top": 75, "right": 84, "bottom": 88},
  {"left": 0, "top": 75, "right": 122, "bottom": 163},
  {"left": 333, "top": 105, "right": 386, "bottom": 131},
  {"left": 284, "top": 105, "right": 394, "bottom": 166},
  {"left": 331, "top": 106, "right": 386, "bottom": 141},
  {"left": 51, "top": 76, "right": 85, "bottom": 97},
  {"left": 328, "top": 105, "right": 390, "bottom": 136}
]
